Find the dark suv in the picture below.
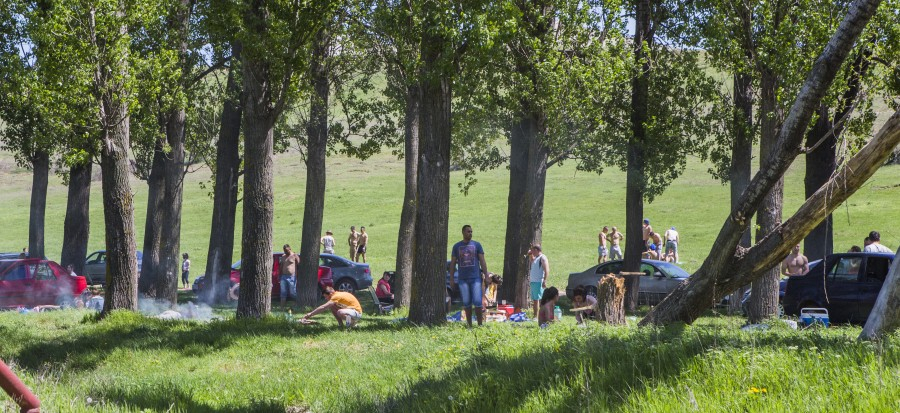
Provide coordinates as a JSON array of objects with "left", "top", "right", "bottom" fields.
[{"left": 783, "top": 252, "right": 895, "bottom": 324}]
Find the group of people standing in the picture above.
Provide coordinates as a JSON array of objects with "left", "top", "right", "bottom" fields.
[
  {"left": 324, "top": 226, "right": 368, "bottom": 263},
  {"left": 596, "top": 219, "right": 681, "bottom": 264}
]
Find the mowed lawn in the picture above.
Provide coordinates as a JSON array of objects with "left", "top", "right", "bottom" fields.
[{"left": 0, "top": 147, "right": 897, "bottom": 289}]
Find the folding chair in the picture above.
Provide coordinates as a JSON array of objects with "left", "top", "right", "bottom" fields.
[{"left": 364, "top": 286, "right": 393, "bottom": 315}]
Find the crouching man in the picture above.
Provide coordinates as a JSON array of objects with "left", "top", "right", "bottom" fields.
[{"left": 301, "top": 286, "right": 363, "bottom": 328}]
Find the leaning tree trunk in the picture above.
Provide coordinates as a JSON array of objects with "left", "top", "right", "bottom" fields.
[
  {"left": 394, "top": 84, "right": 419, "bottom": 308},
  {"left": 408, "top": 19, "right": 452, "bottom": 325},
  {"left": 746, "top": 70, "right": 783, "bottom": 324},
  {"left": 61, "top": 161, "right": 92, "bottom": 275},
  {"left": 100, "top": 99, "right": 139, "bottom": 314},
  {"left": 237, "top": 40, "right": 277, "bottom": 319},
  {"left": 624, "top": 0, "right": 652, "bottom": 313},
  {"left": 28, "top": 150, "right": 49, "bottom": 259},
  {"left": 298, "top": 27, "right": 330, "bottom": 309},
  {"left": 803, "top": 104, "right": 835, "bottom": 262},
  {"left": 859, "top": 245, "right": 900, "bottom": 341},
  {"left": 203, "top": 41, "right": 243, "bottom": 304},
  {"left": 727, "top": 72, "right": 754, "bottom": 314},
  {"left": 500, "top": 115, "right": 529, "bottom": 309},
  {"left": 138, "top": 138, "right": 166, "bottom": 297},
  {"left": 640, "top": 0, "right": 883, "bottom": 326}
]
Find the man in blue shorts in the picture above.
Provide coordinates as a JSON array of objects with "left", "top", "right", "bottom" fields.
[
  {"left": 449, "top": 225, "right": 489, "bottom": 327},
  {"left": 528, "top": 244, "right": 550, "bottom": 319}
]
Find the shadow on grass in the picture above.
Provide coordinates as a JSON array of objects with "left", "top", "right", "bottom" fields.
[
  {"left": 12, "top": 311, "right": 402, "bottom": 371},
  {"left": 97, "top": 384, "right": 285, "bottom": 413},
  {"left": 346, "top": 322, "right": 874, "bottom": 412}
]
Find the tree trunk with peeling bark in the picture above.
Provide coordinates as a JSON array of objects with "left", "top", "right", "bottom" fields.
[
  {"left": 728, "top": 72, "right": 753, "bottom": 315},
  {"left": 803, "top": 104, "right": 835, "bottom": 261},
  {"left": 640, "top": 0, "right": 883, "bottom": 326}
]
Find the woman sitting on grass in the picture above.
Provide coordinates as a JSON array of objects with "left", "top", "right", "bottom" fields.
[
  {"left": 538, "top": 287, "right": 559, "bottom": 328},
  {"left": 571, "top": 286, "right": 597, "bottom": 324},
  {"left": 482, "top": 273, "right": 502, "bottom": 308}
]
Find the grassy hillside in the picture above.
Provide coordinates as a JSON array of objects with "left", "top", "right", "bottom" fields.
[{"left": 0, "top": 145, "right": 898, "bottom": 288}]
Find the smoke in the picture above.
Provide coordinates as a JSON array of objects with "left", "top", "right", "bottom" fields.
[{"left": 138, "top": 296, "right": 218, "bottom": 322}]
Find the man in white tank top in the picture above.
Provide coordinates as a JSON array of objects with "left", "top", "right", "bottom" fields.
[{"left": 528, "top": 245, "right": 550, "bottom": 319}]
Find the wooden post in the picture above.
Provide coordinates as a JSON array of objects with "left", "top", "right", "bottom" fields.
[{"left": 596, "top": 274, "right": 626, "bottom": 325}]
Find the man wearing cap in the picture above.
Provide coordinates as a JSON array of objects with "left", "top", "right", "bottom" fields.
[
  {"left": 642, "top": 219, "right": 653, "bottom": 252},
  {"left": 664, "top": 226, "right": 680, "bottom": 263},
  {"left": 321, "top": 231, "right": 336, "bottom": 254},
  {"left": 864, "top": 231, "right": 893, "bottom": 253}
]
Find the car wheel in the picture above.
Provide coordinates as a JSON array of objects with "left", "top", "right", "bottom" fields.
[{"left": 336, "top": 278, "right": 357, "bottom": 293}]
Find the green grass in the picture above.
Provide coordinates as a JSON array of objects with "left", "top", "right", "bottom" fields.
[
  {"left": 1, "top": 309, "right": 899, "bottom": 412},
  {"left": 0, "top": 147, "right": 898, "bottom": 289}
]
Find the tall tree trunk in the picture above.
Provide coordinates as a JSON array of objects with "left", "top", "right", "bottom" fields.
[
  {"left": 27, "top": 150, "right": 49, "bottom": 259},
  {"left": 237, "top": 15, "right": 277, "bottom": 318},
  {"left": 747, "top": 70, "right": 783, "bottom": 324},
  {"left": 203, "top": 41, "right": 243, "bottom": 304},
  {"left": 728, "top": 72, "right": 753, "bottom": 314},
  {"left": 408, "top": 16, "right": 451, "bottom": 325},
  {"left": 100, "top": 100, "right": 138, "bottom": 314},
  {"left": 803, "top": 104, "right": 835, "bottom": 261},
  {"left": 521, "top": 112, "right": 549, "bottom": 300},
  {"left": 624, "top": 0, "right": 652, "bottom": 313},
  {"left": 641, "top": 0, "right": 882, "bottom": 326},
  {"left": 860, "top": 245, "right": 900, "bottom": 341},
  {"left": 138, "top": 138, "right": 166, "bottom": 296},
  {"left": 61, "top": 161, "right": 92, "bottom": 275},
  {"left": 298, "top": 27, "right": 330, "bottom": 309},
  {"left": 394, "top": 84, "right": 419, "bottom": 308},
  {"left": 500, "top": 115, "right": 531, "bottom": 310},
  {"left": 153, "top": 0, "right": 192, "bottom": 304}
]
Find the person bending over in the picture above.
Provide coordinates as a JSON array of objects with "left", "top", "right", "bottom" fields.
[{"left": 302, "top": 286, "right": 363, "bottom": 328}]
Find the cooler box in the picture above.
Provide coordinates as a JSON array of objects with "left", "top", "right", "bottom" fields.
[
  {"left": 800, "top": 308, "right": 830, "bottom": 328},
  {"left": 497, "top": 305, "right": 515, "bottom": 318}
]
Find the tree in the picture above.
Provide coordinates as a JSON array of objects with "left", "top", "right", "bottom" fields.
[
  {"left": 641, "top": 0, "right": 885, "bottom": 325},
  {"left": 235, "top": 0, "right": 338, "bottom": 318}
]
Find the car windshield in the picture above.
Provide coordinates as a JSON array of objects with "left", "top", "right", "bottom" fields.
[
  {"left": 653, "top": 261, "right": 690, "bottom": 278},
  {"left": 0, "top": 261, "right": 16, "bottom": 274}
]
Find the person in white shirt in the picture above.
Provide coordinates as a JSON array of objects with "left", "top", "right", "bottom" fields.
[
  {"left": 181, "top": 253, "right": 191, "bottom": 289},
  {"left": 864, "top": 231, "right": 893, "bottom": 253},
  {"left": 321, "top": 231, "right": 336, "bottom": 254}
]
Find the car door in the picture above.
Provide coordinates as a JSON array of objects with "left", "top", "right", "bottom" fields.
[
  {"left": 637, "top": 263, "right": 668, "bottom": 305},
  {"left": 823, "top": 256, "right": 862, "bottom": 323},
  {"left": 0, "top": 263, "right": 29, "bottom": 307},
  {"left": 856, "top": 256, "right": 892, "bottom": 323},
  {"left": 84, "top": 251, "right": 106, "bottom": 285},
  {"left": 29, "top": 262, "right": 59, "bottom": 306}
]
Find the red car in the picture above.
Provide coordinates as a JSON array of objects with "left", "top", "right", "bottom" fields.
[
  {"left": 0, "top": 259, "right": 88, "bottom": 308},
  {"left": 229, "top": 252, "right": 333, "bottom": 296}
]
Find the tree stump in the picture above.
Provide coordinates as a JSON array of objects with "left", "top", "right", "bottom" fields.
[{"left": 596, "top": 274, "right": 626, "bottom": 325}]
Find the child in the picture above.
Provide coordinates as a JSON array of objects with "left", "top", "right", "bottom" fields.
[
  {"left": 482, "top": 273, "right": 502, "bottom": 308},
  {"left": 571, "top": 286, "right": 597, "bottom": 324},
  {"left": 181, "top": 253, "right": 191, "bottom": 289},
  {"left": 538, "top": 287, "right": 559, "bottom": 328}
]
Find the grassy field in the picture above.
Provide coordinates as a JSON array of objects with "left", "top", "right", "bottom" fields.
[
  {"left": 1, "top": 307, "right": 899, "bottom": 412},
  {"left": 0, "top": 145, "right": 898, "bottom": 289}
]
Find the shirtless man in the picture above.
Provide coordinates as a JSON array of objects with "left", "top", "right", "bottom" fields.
[
  {"left": 664, "top": 226, "right": 680, "bottom": 263},
  {"left": 598, "top": 226, "right": 609, "bottom": 264},
  {"left": 356, "top": 226, "right": 369, "bottom": 263},
  {"left": 608, "top": 226, "right": 624, "bottom": 260},
  {"left": 781, "top": 244, "right": 809, "bottom": 277},
  {"left": 641, "top": 219, "right": 653, "bottom": 252},
  {"left": 650, "top": 231, "right": 663, "bottom": 256},
  {"left": 348, "top": 226, "right": 359, "bottom": 261}
]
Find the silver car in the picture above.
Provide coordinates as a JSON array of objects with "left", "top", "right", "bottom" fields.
[
  {"left": 84, "top": 250, "right": 143, "bottom": 286},
  {"left": 565, "top": 259, "right": 690, "bottom": 306},
  {"left": 318, "top": 253, "right": 372, "bottom": 293}
]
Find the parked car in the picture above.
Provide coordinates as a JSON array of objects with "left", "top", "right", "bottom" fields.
[
  {"left": 0, "top": 258, "right": 87, "bottom": 308},
  {"left": 193, "top": 253, "right": 334, "bottom": 298},
  {"left": 566, "top": 259, "right": 691, "bottom": 306},
  {"left": 318, "top": 253, "right": 373, "bottom": 293},
  {"left": 83, "top": 250, "right": 143, "bottom": 286},
  {"left": 783, "top": 251, "right": 895, "bottom": 324}
]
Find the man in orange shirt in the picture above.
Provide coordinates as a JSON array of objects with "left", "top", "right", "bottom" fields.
[{"left": 301, "top": 286, "right": 363, "bottom": 328}]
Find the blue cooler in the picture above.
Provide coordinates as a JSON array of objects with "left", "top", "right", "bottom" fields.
[{"left": 800, "top": 308, "right": 830, "bottom": 328}]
